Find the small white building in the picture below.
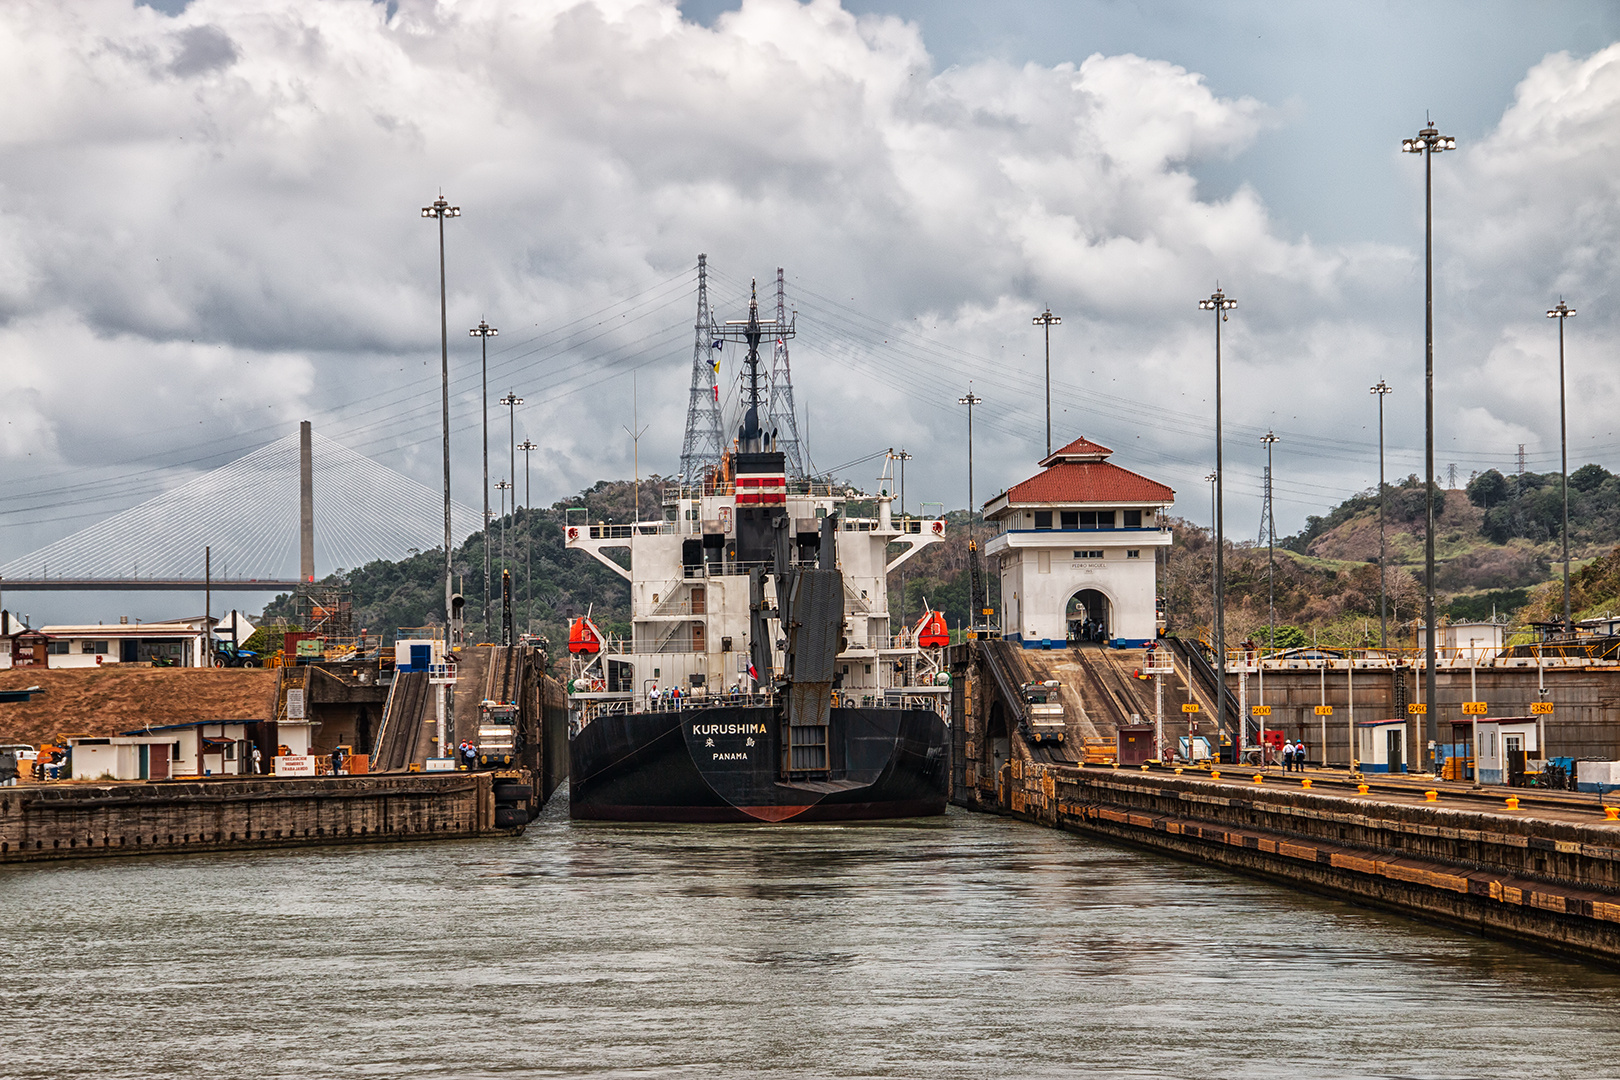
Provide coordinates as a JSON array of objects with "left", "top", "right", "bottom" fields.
[
  {"left": 85, "top": 718, "right": 319, "bottom": 779},
  {"left": 23, "top": 617, "right": 216, "bottom": 669},
  {"left": 1418, "top": 621, "right": 1506, "bottom": 662},
  {"left": 983, "top": 437, "right": 1174, "bottom": 648},
  {"left": 1356, "top": 718, "right": 1411, "bottom": 773},
  {"left": 1449, "top": 717, "right": 1540, "bottom": 786},
  {"left": 68, "top": 735, "right": 184, "bottom": 781}
]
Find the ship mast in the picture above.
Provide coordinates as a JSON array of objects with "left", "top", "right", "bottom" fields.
[{"left": 717, "top": 277, "right": 795, "bottom": 452}]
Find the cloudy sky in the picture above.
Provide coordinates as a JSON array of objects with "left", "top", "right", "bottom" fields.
[{"left": 3, "top": 0, "right": 1620, "bottom": 621}]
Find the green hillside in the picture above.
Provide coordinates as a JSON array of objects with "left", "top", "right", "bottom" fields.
[
  {"left": 260, "top": 481, "right": 997, "bottom": 657},
  {"left": 260, "top": 463, "right": 1620, "bottom": 658}
]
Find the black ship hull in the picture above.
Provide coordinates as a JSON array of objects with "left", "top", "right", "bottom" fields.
[{"left": 569, "top": 705, "right": 949, "bottom": 822}]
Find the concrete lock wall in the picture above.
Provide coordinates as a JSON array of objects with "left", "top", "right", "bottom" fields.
[
  {"left": 951, "top": 641, "right": 1620, "bottom": 966},
  {"left": 0, "top": 772, "right": 519, "bottom": 864}
]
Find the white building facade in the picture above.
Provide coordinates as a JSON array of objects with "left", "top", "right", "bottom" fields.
[
  {"left": 983, "top": 437, "right": 1175, "bottom": 649},
  {"left": 3, "top": 616, "right": 226, "bottom": 669}
]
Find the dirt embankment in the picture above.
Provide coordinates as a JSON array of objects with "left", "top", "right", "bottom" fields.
[{"left": 0, "top": 668, "right": 278, "bottom": 747}]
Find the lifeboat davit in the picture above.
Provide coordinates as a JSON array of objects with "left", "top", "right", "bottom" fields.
[
  {"left": 915, "top": 609, "right": 949, "bottom": 649},
  {"left": 568, "top": 617, "right": 602, "bottom": 655}
]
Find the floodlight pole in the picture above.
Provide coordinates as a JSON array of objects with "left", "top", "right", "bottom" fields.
[
  {"left": 1199, "top": 286, "right": 1237, "bottom": 758},
  {"left": 960, "top": 387, "right": 983, "bottom": 632},
  {"left": 1403, "top": 121, "right": 1454, "bottom": 774},
  {"left": 1032, "top": 309, "right": 1061, "bottom": 458},
  {"left": 517, "top": 440, "right": 537, "bottom": 509},
  {"left": 495, "top": 480, "right": 511, "bottom": 581},
  {"left": 1371, "top": 381, "right": 1392, "bottom": 649},
  {"left": 1548, "top": 301, "right": 1576, "bottom": 633},
  {"left": 518, "top": 438, "right": 537, "bottom": 637},
  {"left": 422, "top": 193, "right": 461, "bottom": 641},
  {"left": 1262, "top": 430, "right": 1278, "bottom": 649},
  {"left": 499, "top": 391, "right": 522, "bottom": 569},
  {"left": 471, "top": 319, "right": 498, "bottom": 633},
  {"left": 959, "top": 389, "right": 981, "bottom": 531}
]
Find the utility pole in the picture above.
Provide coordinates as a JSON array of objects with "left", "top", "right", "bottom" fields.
[
  {"left": 500, "top": 389, "right": 522, "bottom": 521},
  {"left": 1549, "top": 300, "right": 1577, "bottom": 633},
  {"left": 1261, "top": 431, "right": 1278, "bottom": 652},
  {"left": 1199, "top": 286, "right": 1237, "bottom": 758},
  {"left": 1205, "top": 471, "right": 1219, "bottom": 637},
  {"left": 623, "top": 374, "right": 649, "bottom": 527},
  {"left": 893, "top": 447, "right": 913, "bottom": 625},
  {"left": 203, "top": 545, "right": 211, "bottom": 668},
  {"left": 894, "top": 448, "right": 912, "bottom": 519},
  {"left": 1371, "top": 381, "right": 1392, "bottom": 649},
  {"left": 470, "top": 319, "right": 498, "bottom": 634},
  {"left": 495, "top": 480, "right": 512, "bottom": 577},
  {"left": 959, "top": 389, "right": 981, "bottom": 530},
  {"left": 422, "top": 193, "right": 461, "bottom": 640},
  {"left": 960, "top": 387, "right": 983, "bottom": 634},
  {"left": 1402, "top": 119, "right": 1454, "bottom": 774},
  {"left": 1032, "top": 308, "right": 1061, "bottom": 458},
  {"left": 518, "top": 439, "right": 537, "bottom": 638},
  {"left": 517, "top": 440, "right": 537, "bottom": 509}
]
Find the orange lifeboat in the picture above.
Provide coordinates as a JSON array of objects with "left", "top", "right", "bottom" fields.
[
  {"left": 568, "top": 617, "right": 602, "bottom": 655},
  {"left": 915, "top": 609, "right": 949, "bottom": 649}
]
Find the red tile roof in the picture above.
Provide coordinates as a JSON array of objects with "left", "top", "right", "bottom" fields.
[
  {"left": 1000, "top": 461, "right": 1175, "bottom": 506},
  {"left": 1042, "top": 436, "right": 1114, "bottom": 462}
]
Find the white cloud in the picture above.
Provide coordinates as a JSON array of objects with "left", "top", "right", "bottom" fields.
[{"left": 0, "top": 0, "right": 1617, "bottom": 592}]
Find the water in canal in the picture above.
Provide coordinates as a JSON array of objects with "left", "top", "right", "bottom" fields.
[{"left": 7, "top": 797, "right": 1620, "bottom": 1078}]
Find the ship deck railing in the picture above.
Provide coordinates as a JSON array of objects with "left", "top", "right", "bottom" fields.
[
  {"left": 577, "top": 689, "right": 940, "bottom": 717},
  {"left": 661, "top": 480, "right": 842, "bottom": 503}
]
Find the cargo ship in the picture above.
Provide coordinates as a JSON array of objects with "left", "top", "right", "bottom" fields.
[{"left": 563, "top": 278, "right": 951, "bottom": 822}]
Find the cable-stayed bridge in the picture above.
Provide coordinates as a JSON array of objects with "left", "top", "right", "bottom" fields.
[{"left": 0, "top": 426, "right": 481, "bottom": 592}]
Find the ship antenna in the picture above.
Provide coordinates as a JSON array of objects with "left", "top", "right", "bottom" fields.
[{"left": 739, "top": 279, "right": 766, "bottom": 451}]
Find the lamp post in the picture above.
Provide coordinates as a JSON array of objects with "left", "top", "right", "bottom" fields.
[
  {"left": 1548, "top": 301, "right": 1577, "bottom": 633},
  {"left": 495, "top": 479, "right": 512, "bottom": 572},
  {"left": 1261, "top": 430, "right": 1278, "bottom": 650},
  {"left": 1032, "top": 309, "right": 1061, "bottom": 458},
  {"left": 1199, "top": 286, "right": 1237, "bottom": 757},
  {"left": 517, "top": 440, "right": 537, "bottom": 509},
  {"left": 518, "top": 438, "right": 537, "bottom": 638},
  {"left": 1205, "top": 471, "right": 1218, "bottom": 623},
  {"left": 470, "top": 319, "right": 498, "bottom": 633},
  {"left": 1371, "top": 380, "right": 1392, "bottom": 649},
  {"left": 1402, "top": 120, "right": 1455, "bottom": 774},
  {"left": 959, "top": 388, "right": 981, "bottom": 529},
  {"left": 422, "top": 193, "right": 461, "bottom": 639},
  {"left": 960, "top": 387, "right": 983, "bottom": 632},
  {"left": 500, "top": 390, "right": 523, "bottom": 535}
]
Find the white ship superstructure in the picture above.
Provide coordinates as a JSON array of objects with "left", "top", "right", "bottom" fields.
[
  {"left": 566, "top": 484, "right": 947, "bottom": 715},
  {"left": 565, "top": 276, "right": 949, "bottom": 721}
]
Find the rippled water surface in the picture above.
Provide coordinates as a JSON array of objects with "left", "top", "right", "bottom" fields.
[{"left": 6, "top": 796, "right": 1620, "bottom": 1079}]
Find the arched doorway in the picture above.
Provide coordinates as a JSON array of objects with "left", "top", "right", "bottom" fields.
[{"left": 1067, "top": 589, "right": 1113, "bottom": 643}]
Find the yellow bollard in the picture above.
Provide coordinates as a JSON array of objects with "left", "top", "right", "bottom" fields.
[
  {"left": 1253, "top": 774, "right": 1264, "bottom": 784},
  {"left": 1210, "top": 770, "right": 1221, "bottom": 781},
  {"left": 1301, "top": 778, "right": 1312, "bottom": 789},
  {"left": 1357, "top": 783, "right": 1370, "bottom": 795},
  {"left": 1606, "top": 805, "right": 1619, "bottom": 821},
  {"left": 1174, "top": 767, "right": 1184, "bottom": 775},
  {"left": 1425, "top": 789, "right": 1439, "bottom": 802},
  {"left": 1141, "top": 764, "right": 1150, "bottom": 771},
  {"left": 1505, "top": 796, "right": 1520, "bottom": 810}
]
